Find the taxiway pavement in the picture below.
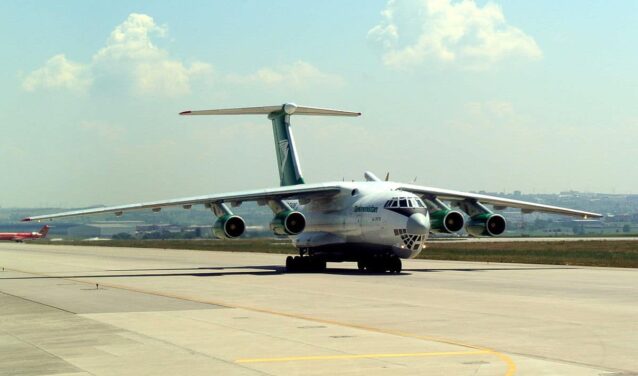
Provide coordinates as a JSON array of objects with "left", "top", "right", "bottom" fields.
[{"left": 1, "top": 242, "right": 636, "bottom": 375}]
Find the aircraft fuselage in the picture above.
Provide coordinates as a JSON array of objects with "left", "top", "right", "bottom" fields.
[
  {"left": 293, "top": 181, "right": 431, "bottom": 261},
  {"left": 0, "top": 232, "right": 45, "bottom": 242}
]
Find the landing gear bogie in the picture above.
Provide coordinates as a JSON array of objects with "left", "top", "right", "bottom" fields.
[{"left": 285, "top": 255, "right": 326, "bottom": 273}]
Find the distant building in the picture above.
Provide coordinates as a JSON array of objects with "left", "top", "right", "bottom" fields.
[
  {"left": 67, "top": 221, "right": 142, "bottom": 239},
  {"left": 136, "top": 224, "right": 182, "bottom": 234},
  {"left": 571, "top": 219, "right": 604, "bottom": 233}
]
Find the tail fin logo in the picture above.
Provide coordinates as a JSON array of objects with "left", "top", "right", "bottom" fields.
[{"left": 278, "top": 139, "right": 290, "bottom": 172}]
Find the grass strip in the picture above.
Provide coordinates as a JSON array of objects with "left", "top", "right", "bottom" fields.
[
  {"left": 40, "top": 239, "right": 638, "bottom": 268},
  {"left": 420, "top": 240, "right": 638, "bottom": 267}
]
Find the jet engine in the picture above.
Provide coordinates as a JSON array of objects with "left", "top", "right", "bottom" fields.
[
  {"left": 429, "top": 209, "right": 465, "bottom": 233},
  {"left": 466, "top": 213, "right": 506, "bottom": 237},
  {"left": 212, "top": 214, "right": 246, "bottom": 239},
  {"left": 270, "top": 210, "right": 306, "bottom": 236}
]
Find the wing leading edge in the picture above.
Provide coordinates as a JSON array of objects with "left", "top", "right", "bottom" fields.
[
  {"left": 22, "top": 184, "right": 342, "bottom": 222},
  {"left": 398, "top": 183, "right": 603, "bottom": 219}
]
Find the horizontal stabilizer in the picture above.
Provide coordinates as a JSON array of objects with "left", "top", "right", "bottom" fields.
[{"left": 180, "top": 103, "right": 361, "bottom": 117}]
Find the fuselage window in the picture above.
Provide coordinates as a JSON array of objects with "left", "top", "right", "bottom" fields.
[
  {"left": 390, "top": 199, "right": 398, "bottom": 208},
  {"left": 399, "top": 198, "right": 407, "bottom": 208},
  {"left": 416, "top": 199, "right": 425, "bottom": 208}
]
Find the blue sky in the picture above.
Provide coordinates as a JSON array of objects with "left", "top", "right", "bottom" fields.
[{"left": 1, "top": 1, "right": 636, "bottom": 207}]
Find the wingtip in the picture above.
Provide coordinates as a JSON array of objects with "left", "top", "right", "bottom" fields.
[
  {"left": 21, "top": 218, "right": 31, "bottom": 222},
  {"left": 584, "top": 213, "right": 604, "bottom": 219},
  {"left": 179, "top": 110, "right": 192, "bottom": 115}
]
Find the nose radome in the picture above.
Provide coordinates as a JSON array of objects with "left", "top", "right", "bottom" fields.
[{"left": 407, "top": 213, "right": 430, "bottom": 234}]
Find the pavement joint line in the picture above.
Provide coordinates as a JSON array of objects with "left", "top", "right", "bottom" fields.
[
  {"left": 0, "top": 319, "right": 88, "bottom": 375},
  {"left": 0, "top": 289, "right": 76, "bottom": 314},
  {"left": 235, "top": 350, "right": 491, "bottom": 363},
  {"left": 5, "top": 266, "right": 517, "bottom": 376}
]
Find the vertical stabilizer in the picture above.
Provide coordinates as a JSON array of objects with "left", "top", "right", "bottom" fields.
[
  {"left": 269, "top": 106, "right": 305, "bottom": 186},
  {"left": 180, "top": 102, "right": 361, "bottom": 186}
]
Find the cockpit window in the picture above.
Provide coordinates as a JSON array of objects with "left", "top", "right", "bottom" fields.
[
  {"left": 385, "top": 197, "right": 427, "bottom": 209},
  {"left": 385, "top": 199, "right": 398, "bottom": 208}
]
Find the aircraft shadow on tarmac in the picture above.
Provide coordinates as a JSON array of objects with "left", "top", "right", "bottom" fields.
[
  {"left": 402, "top": 266, "right": 575, "bottom": 273},
  {"left": 0, "top": 265, "right": 575, "bottom": 280},
  {"left": 108, "top": 265, "right": 576, "bottom": 274},
  {"left": 0, "top": 266, "right": 283, "bottom": 279}
]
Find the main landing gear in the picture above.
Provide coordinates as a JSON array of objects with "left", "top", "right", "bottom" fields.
[
  {"left": 285, "top": 255, "right": 327, "bottom": 273},
  {"left": 357, "top": 255, "right": 402, "bottom": 274},
  {"left": 284, "top": 249, "right": 402, "bottom": 274}
]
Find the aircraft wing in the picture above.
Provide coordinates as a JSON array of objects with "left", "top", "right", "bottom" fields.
[
  {"left": 397, "top": 183, "right": 603, "bottom": 219},
  {"left": 22, "top": 184, "right": 342, "bottom": 222}
]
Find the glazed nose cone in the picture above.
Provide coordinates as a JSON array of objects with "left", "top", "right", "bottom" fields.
[{"left": 407, "top": 213, "right": 430, "bottom": 235}]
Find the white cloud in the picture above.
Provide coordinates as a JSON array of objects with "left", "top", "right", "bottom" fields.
[
  {"left": 369, "top": 0, "right": 542, "bottom": 69},
  {"left": 94, "top": 13, "right": 167, "bottom": 62},
  {"left": 22, "top": 13, "right": 212, "bottom": 97},
  {"left": 23, "top": 13, "right": 335, "bottom": 97},
  {"left": 22, "top": 54, "right": 91, "bottom": 92},
  {"left": 227, "top": 61, "right": 344, "bottom": 88},
  {"left": 131, "top": 59, "right": 213, "bottom": 97},
  {"left": 92, "top": 13, "right": 212, "bottom": 97}
]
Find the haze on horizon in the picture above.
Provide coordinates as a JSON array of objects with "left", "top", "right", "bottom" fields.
[{"left": 1, "top": 1, "right": 636, "bottom": 208}]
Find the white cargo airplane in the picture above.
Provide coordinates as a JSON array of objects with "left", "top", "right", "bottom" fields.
[{"left": 23, "top": 103, "right": 602, "bottom": 273}]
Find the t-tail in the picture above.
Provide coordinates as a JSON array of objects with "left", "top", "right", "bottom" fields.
[{"left": 180, "top": 103, "right": 360, "bottom": 186}]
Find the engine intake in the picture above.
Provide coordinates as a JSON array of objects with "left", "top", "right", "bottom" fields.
[
  {"left": 467, "top": 213, "right": 507, "bottom": 237},
  {"left": 430, "top": 210, "right": 465, "bottom": 233},
  {"left": 270, "top": 210, "right": 306, "bottom": 236},
  {"left": 212, "top": 214, "right": 246, "bottom": 239}
]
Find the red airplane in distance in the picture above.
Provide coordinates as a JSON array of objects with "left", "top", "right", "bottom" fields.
[{"left": 0, "top": 225, "right": 49, "bottom": 242}]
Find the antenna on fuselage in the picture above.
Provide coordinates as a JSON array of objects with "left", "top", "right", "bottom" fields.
[{"left": 180, "top": 103, "right": 361, "bottom": 187}]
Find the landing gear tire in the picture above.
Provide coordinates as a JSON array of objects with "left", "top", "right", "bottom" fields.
[
  {"left": 389, "top": 257, "right": 402, "bottom": 274},
  {"left": 368, "top": 259, "right": 386, "bottom": 274},
  {"left": 285, "top": 256, "right": 294, "bottom": 272},
  {"left": 312, "top": 258, "right": 327, "bottom": 272},
  {"left": 357, "top": 261, "right": 366, "bottom": 271}
]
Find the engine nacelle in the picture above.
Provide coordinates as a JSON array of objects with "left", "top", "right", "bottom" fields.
[
  {"left": 466, "top": 213, "right": 507, "bottom": 237},
  {"left": 429, "top": 210, "right": 465, "bottom": 233},
  {"left": 270, "top": 210, "right": 306, "bottom": 236},
  {"left": 212, "top": 214, "right": 246, "bottom": 239}
]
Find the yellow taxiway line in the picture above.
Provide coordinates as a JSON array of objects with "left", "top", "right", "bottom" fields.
[{"left": 236, "top": 350, "right": 491, "bottom": 363}]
